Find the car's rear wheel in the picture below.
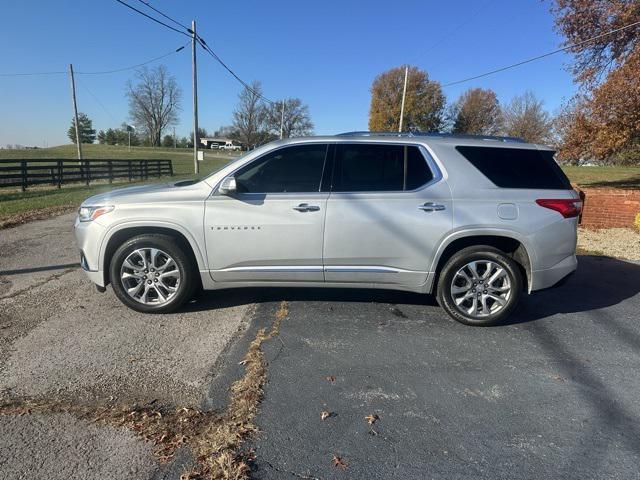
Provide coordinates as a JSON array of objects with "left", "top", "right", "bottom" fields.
[
  {"left": 109, "top": 234, "right": 196, "bottom": 313},
  {"left": 437, "top": 246, "right": 523, "bottom": 326}
]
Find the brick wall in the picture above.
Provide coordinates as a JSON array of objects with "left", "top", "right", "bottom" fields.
[{"left": 575, "top": 187, "right": 640, "bottom": 229}]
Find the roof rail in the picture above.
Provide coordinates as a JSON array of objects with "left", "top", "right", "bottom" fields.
[{"left": 336, "top": 131, "right": 526, "bottom": 143}]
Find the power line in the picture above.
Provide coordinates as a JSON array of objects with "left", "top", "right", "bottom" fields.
[
  {"left": 114, "top": 0, "right": 190, "bottom": 37},
  {"left": 0, "top": 44, "right": 187, "bottom": 78},
  {"left": 135, "top": 0, "right": 190, "bottom": 32},
  {"left": 115, "top": 0, "right": 277, "bottom": 104},
  {"left": 197, "top": 38, "right": 276, "bottom": 104},
  {"left": 441, "top": 20, "right": 640, "bottom": 88},
  {"left": 409, "top": 0, "right": 494, "bottom": 64},
  {"left": 0, "top": 70, "right": 66, "bottom": 77},
  {"left": 76, "top": 77, "right": 119, "bottom": 124},
  {"left": 77, "top": 43, "right": 187, "bottom": 75}
]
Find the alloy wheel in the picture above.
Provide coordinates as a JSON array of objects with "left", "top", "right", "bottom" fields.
[
  {"left": 450, "top": 260, "right": 512, "bottom": 318},
  {"left": 120, "top": 248, "right": 181, "bottom": 305}
]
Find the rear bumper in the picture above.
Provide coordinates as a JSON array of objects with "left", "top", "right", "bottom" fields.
[{"left": 530, "top": 254, "right": 577, "bottom": 291}]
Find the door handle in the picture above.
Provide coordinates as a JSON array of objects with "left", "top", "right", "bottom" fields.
[
  {"left": 419, "top": 202, "right": 445, "bottom": 212},
  {"left": 293, "top": 203, "right": 320, "bottom": 212}
]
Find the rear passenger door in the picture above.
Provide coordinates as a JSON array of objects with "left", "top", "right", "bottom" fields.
[{"left": 323, "top": 143, "right": 452, "bottom": 287}]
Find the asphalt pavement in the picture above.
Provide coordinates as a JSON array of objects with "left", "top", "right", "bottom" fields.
[
  {"left": 1, "top": 212, "right": 640, "bottom": 479},
  {"left": 236, "top": 256, "right": 640, "bottom": 479}
]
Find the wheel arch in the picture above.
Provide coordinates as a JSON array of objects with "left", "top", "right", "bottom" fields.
[
  {"left": 429, "top": 232, "right": 532, "bottom": 293},
  {"left": 100, "top": 222, "right": 205, "bottom": 286}
]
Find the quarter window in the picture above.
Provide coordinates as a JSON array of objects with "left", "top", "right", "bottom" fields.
[
  {"left": 455, "top": 146, "right": 572, "bottom": 189},
  {"left": 234, "top": 144, "right": 328, "bottom": 193},
  {"left": 332, "top": 144, "right": 433, "bottom": 192}
]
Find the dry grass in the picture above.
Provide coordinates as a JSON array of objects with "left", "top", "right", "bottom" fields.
[
  {"left": 578, "top": 227, "right": 640, "bottom": 260},
  {"left": 0, "top": 300, "right": 290, "bottom": 480}
]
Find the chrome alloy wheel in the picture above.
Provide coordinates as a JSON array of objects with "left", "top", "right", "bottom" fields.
[
  {"left": 120, "top": 248, "right": 181, "bottom": 305},
  {"left": 450, "top": 260, "right": 512, "bottom": 318}
]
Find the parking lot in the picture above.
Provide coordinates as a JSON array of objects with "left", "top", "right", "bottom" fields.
[{"left": 1, "top": 213, "right": 640, "bottom": 479}]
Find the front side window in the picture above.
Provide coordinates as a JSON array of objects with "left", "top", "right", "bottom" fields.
[
  {"left": 332, "top": 144, "right": 433, "bottom": 192},
  {"left": 234, "top": 144, "right": 328, "bottom": 193}
]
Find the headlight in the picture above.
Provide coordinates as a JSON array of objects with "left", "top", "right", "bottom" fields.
[{"left": 78, "top": 205, "right": 114, "bottom": 222}]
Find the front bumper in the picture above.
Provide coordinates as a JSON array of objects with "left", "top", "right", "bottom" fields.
[
  {"left": 530, "top": 254, "right": 578, "bottom": 291},
  {"left": 74, "top": 216, "right": 107, "bottom": 287}
]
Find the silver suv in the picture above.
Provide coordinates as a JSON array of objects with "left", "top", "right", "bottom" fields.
[{"left": 74, "top": 132, "right": 581, "bottom": 326}]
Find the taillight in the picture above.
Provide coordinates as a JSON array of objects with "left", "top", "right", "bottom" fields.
[{"left": 535, "top": 199, "right": 582, "bottom": 218}]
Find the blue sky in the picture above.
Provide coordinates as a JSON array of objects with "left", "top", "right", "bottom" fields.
[{"left": 0, "top": 0, "right": 577, "bottom": 146}]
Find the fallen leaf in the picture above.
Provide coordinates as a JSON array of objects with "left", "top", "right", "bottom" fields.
[
  {"left": 365, "top": 414, "right": 379, "bottom": 425},
  {"left": 326, "top": 376, "right": 336, "bottom": 383},
  {"left": 332, "top": 454, "right": 347, "bottom": 470},
  {"left": 321, "top": 411, "right": 332, "bottom": 421},
  {"left": 551, "top": 374, "right": 566, "bottom": 382}
]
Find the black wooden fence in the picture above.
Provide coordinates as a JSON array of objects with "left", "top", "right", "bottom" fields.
[{"left": 0, "top": 159, "right": 173, "bottom": 191}]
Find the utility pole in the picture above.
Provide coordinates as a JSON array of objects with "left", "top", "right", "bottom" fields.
[
  {"left": 191, "top": 20, "right": 199, "bottom": 174},
  {"left": 398, "top": 66, "right": 409, "bottom": 133},
  {"left": 279, "top": 101, "right": 285, "bottom": 140},
  {"left": 68, "top": 64, "right": 83, "bottom": 161},
  {"left": 173, "top": 127, "right": 176, "bottom": 148}
]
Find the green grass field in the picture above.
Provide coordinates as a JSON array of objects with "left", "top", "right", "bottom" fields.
[
  {"left": 0, "top": 144, "right": 237, "bottom": 224},
  {"left": 561, "top": 165, "right": 640, "bottom": 189},
  {"left": 1, "top": 143, "right": 639, "bottom": 225}
]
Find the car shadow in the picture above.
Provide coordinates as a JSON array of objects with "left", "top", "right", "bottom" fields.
[
  {"left": 182, "top": 255, "right": 640, "bottom": 324},
  {"left": 508, "top": 255, "right": 640, "bottom": 324},
  {"left": 0, "top": 263, "right": 80, "bottom": 276}
]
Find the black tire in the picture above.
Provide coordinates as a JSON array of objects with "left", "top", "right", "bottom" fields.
[
  {"left": 436, "top": 246, "right": 523, "bottom": 326},
  {"left": 109, "top": 234, "right": 197, "bottom": 314}
]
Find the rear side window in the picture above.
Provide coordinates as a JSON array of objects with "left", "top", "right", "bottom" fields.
[
  {"left": 456, "top": 146, "right": 571, "bottom": 189},
  {"left": 332, "top": 144, "right": 433, "bottom": 192}
]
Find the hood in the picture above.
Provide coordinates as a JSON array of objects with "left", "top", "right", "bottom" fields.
[{"left": 81, "top": 179, "right": 209, "bottom": 206}]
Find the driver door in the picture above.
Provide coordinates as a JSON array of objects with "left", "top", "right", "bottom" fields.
[{"left": 204, "top": 143, "right": 330, "bottom": 283}]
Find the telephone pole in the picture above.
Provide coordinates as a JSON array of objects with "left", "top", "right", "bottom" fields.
[
  {"left": 398, "top": 66, "right": 408, "bottom": 133},
  {"left": 279, "top": 101, "right": 285, "bottom": 139},
  {"left": 191, "top": 20, "right": 199, "bottom": 174},
  {"left": 68, "top": 64, "right": 83, "bottom": 161}
]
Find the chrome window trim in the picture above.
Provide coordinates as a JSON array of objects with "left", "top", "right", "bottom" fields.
[{"left": 208, "top": 141, "right": 445, "bottom": 199}]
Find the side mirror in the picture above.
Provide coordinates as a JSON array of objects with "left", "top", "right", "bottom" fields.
[{"left": 219, "top": 176, "right": 237, "bottom": 195}]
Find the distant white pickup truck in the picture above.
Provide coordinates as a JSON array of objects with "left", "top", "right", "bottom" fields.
[{"left": 218, "top": 141, "right": 241, "bottom": 151}]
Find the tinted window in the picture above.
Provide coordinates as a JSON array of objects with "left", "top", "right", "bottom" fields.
[
  {"left": 456, "top": 146, "right": 572, "bottom": 189},
  {"left": 234, "top": 144, "right": 327, "bottom": 193},
  {"left": 333, "top": 144, "right": 433, "bottom": 192}
]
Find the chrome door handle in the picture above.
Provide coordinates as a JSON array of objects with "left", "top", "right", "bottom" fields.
[
  {"left": 293, "top": 203, "right": 320, "bottom": 212},
  {"left": 419, "top": 202, "right": 445, "bottom": 212}
]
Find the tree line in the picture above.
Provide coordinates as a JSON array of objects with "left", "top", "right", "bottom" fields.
[
  {"left": 369, "top": 0, "right": 640, "bottom": 166},
  {"left": 68, "top": 1, "right": 638, "bottom": 165},
  {"left": 369, "top": 67, "right": 554, "bottom": 146},
  {"left": 68, "top": 66, "right": 314, "bottom": 150}
]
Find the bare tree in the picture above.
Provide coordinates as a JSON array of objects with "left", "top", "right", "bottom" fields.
[
  {"left": 232, "top": 81, "right": 269, "bottom": 147},
  {"left": 449, "top": 88, "right": 502, "bottom": 135},
  {"left": 502, "top": 91, "right": 553, "bottom": 143},
  {"left": 127, "top": 65, "right": 182, "bottom": 147},
  {"left": 266, "top": 98, "right": 314, "bottom": 138}
]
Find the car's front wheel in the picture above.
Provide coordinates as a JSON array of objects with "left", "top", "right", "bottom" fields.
[
  {"left": 109, "top": 234, "right": 196, "bottom": 313},
  {"left": 437, "top": 246, "right": 523, "bottom": 326}
]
